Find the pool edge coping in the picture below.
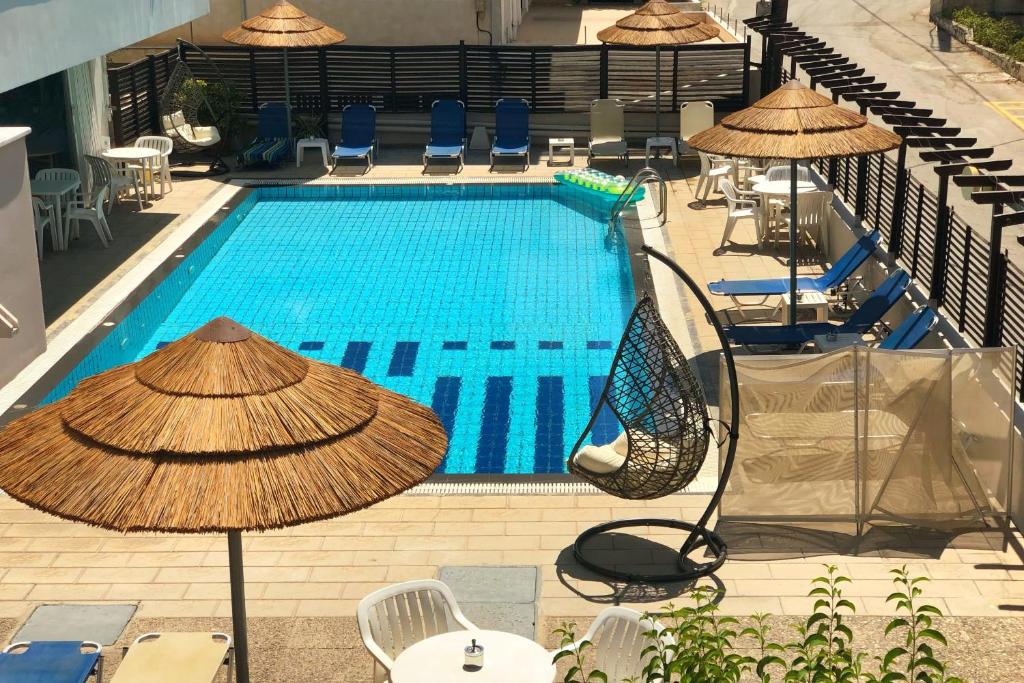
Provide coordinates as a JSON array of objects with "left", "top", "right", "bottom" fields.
[{"left": 0, "top": 177, "right": 713, "bottom": 495}]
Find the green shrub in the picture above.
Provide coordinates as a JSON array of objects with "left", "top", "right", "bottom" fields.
[
  {"left": 973, "top": 16, "right": 1024, "bottom": 53},
  {"left": 951, "top": 7, "right": 985, "bottom": 30},
  {"left": 555, "top": 565, "right": 965, "bottom": 683},
  {"left": 1007, "top": 38, "right": 1024, "bottom": 62}
]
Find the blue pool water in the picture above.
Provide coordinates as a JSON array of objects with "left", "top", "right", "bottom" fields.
[{"left": 45, "top": 184, "right": 635, "bottom": 474}]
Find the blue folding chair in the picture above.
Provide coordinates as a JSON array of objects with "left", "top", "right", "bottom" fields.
[
  {"left": 238, "top": 102, "right": 291, "bottom": 167},
  {"left": 423, "top": 99, "right": 466, "bottom": 172},
  {"left": 490, "top": 98, "right": 530, "bottom": 170},
  {"left": 709, "top": 230, "right": 881, "bottom": 307},
  {"left": 332, "top": 104, "right": 377, "bottom": 173},
  {"left": 877, "top": 305, "right": 937, "bottom": 350},
  {"left": 725, "top": 268, "right": 910, "bottom": 350},
  {"left": 0, "top": 641, "right": 102, "bottom": 683}
]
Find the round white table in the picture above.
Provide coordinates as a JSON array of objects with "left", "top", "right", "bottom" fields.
[
  {"left": 390, "top": 630, "right": 556, "bottom": 683},
  {"left": 751, "top": 179, "right": 817, "bottom": 242},
  {"left": 102, "top": 147, "right": 161, "bottom": 200}
]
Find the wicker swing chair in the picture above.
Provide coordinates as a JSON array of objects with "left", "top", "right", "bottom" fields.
[
  {"left": 158, "top": 40, "right": 231, "bottom": 176},
  {"left": 568, "top": 246, "right": 740, "bottom": 583}
]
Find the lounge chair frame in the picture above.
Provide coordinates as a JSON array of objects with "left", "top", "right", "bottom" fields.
[{"left": 568, "top": 246, "right": 739, "bottom": 583}]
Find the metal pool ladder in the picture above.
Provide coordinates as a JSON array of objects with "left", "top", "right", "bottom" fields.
[{"left": 607, "top": 166, "right": 668, "bottom": 237}]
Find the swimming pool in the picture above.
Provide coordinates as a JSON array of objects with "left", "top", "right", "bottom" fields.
[{"left": 43, "top": 183, "right": 636, "bottom": 475}]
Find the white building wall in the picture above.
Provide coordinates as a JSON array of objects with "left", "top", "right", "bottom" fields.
[
  {"left": 0, "top": 129, "right": 46, "bottom": 389},
  {"left": 0, "top": 0, "right": 210, "bottom": 93}
]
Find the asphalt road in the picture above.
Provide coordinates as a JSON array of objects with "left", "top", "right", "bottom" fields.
[{"left": 720, "top": 0, "right": 1024, "bottom": 261}]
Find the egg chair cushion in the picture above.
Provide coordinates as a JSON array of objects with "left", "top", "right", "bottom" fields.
[{"left": 575, "top": 432, "right": 629, "bottom": 475}]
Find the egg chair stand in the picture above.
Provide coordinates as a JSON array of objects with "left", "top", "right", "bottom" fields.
[
  {"left": 159, "top": 40, "right": 231, "bottom": 177},
  {"left": 568, "top": 245, "right": 739, "bottom": 583}
]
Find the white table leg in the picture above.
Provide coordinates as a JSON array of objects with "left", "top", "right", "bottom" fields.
[
  {"left": 295, "top": 145, "right": 304, "bottom": 168},
  {"left": 319, "top": 143, "right": 329, "bottom": 169},
  {"left": 52, "top": 195, "right": 64, "bottom": 250}
]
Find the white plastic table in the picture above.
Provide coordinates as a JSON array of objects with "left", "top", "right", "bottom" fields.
[
  {"left": 389, "top": 630, "right": 556, "bottom": 683},
  {"left": 547, "top": 137, "right": 575, "bottom": 166},
  {"left": 103, "top": 147, "right": 160, "bottom": 200},
  {"left": 30, "top": 177, "right": 80, "bottom": 250},
  {"left": 776, "top": 290, "right": 830, "bottom": 323},
  {"left": 296, "top": 137, "right": 330, "bottom": 169},
  {"left": 645, "top": 136, "right": 678, "bottom": 163},
  {"left": 751, "top": 179, "right": 816, "bottom": 236},
  {"left": 814, "top": 332, "right": 865, "bottom": 353}
]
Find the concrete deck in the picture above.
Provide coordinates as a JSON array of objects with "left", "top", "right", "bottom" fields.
[{"left": 11, "top": 143, "right": 1024, "bottom": 679}]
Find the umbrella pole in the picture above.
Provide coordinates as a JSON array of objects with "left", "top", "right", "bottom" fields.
[
  {"left": 788, "top": 159, "right": 799, "bottom": 326},
  {"left": 228, "top": 530, "right": 251, "bottom": 683}
]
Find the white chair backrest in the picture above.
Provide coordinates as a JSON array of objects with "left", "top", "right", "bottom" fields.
[
  {"left": 584, "top": 607, "right": 669, "bottom": 682},
  {"left": 135, "top": 136, "right": 173, "bottom": 156},
  {"left": 31, "top": 197, "right": 50, "bottom": 226},
  {"left": 591, "top": 99, "right": 625, "bottom": 142},
  {"left": 793, "top": 190, "right": 832, "bottom": 226},
  {"left": 35, "top": 168, "right": 81, "bottom": 184},
  {"left": 766, "top": 165, "right": 810, "bottom": 182},
  {"left": 680, "top": 100, "right": 714, "bottom": 141},
  {"left": 720, "top": 178, "right": 739, "bottom": 205},
  {"left": 357, "top": 580, "right": 473, "bottom": 674}
]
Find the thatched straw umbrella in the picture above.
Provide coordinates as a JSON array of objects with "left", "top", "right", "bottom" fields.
[
  {"left": 0, "top": 318, "right": 446, "bottom": 683},
  {"left": 598, "top": 0, "right": 719, "bottom": 138},
  {"left": 223, "top": 0, "right": 346, "bottom": 136},
  {"left": 687, "top": 81, "right": 901, "bottom": 325}
]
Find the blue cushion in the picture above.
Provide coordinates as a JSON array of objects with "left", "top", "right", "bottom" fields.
[
  {"left": 333, "top": 145, "right": 372, "bottom": 158},
  {"left": 492, "top": 144, "right": 529, "bottom": 155},
  {"left": 0, "top": 641, "right": 99, "bottom": 683},
  {"left": 425, "top": 144, "right": 464, "bottom": 158},
  {"left": 709, "top": 276, "right": 823, "bottom": 297}
]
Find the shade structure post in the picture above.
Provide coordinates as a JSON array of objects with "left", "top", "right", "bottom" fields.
[
  {"left": 928, "top": 173, "right": 952, "bottom": 305},
  {"left": 655, "top": 45, "right": 661, "bottom": 138},
  {"left": 283, "top": 48, "right": 292, "bottom": 140},
  {"left": 984, "top": 202, "right": 1006, "bottom": 347},
  {"left": 228, "top": 530, "right": 250, "bottom": 683},
  {"left": 789, "top": 159, "right": 799, "bottom": 325},
  {"left": 889, "top": 140, "right": 909, "bottom": 257}
]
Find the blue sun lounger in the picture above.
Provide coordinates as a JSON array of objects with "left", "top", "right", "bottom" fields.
[
  {"left": 709, "top": 230, "right": 881, "bottom": 306},
  {"left": 878, "top": 305, "right": 937, "bottom": 350},
  {"left": 490, "top": 98, "right": 530, "bottom": 170},
  {"left": 238, "top": 102, "right": 290, "bottom": 167},
  {"left": 725, "top": 268, "right": 910, "bottom": 350},
  {"left": 423, "top": 99, "right": 466, "bottom": 171},
  {"left": 0, "top": 641, "right": 102, "bottom": 683},
  {"left": 332, "top": 104, "right": 377, "bottom": 173}
]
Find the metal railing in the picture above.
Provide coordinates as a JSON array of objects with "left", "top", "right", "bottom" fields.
[{"left": 608, "top": 167, "right": 667, "bottom": 237}]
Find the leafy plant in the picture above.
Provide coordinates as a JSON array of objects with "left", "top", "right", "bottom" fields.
[
  {"left": 951, "top": 8, "right": 1024, "bottom": 56},
  {"left": 171, "top": 78, "right": 242, "bottom": 138},
  {"left": 293, "top": 112, "right": 326, "bottom": 139},
  {"left": 552, "top": 567, "right": 965, "bottom": 683},
  {"left": 879, "top": 566, "right": 963, "bottom": 683}
]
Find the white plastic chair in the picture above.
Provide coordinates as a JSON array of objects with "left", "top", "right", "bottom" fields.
[
  {"left": 695, "top": 151, "right": 736, "bottom": 202},
  {"left": 551, "top": 607, "right": 672, "bottom": 683},
  {"left": 65, "top": 185, "right": 112, "bottom": 248},
  {"left": 766, "top": 164, "right": 811, "bottom": 183},
  {"left": 85, "top": 154, "right": 142, "bottom": 213},
  {"left": 31, "top": 197, "right": 57, "bottom": 259},
  {"left": 678, "top": 100, "right": 714, "bottom": 158},
  {"left": 719, "top": 179, "right": 762, "bottom": 250},
  {"left": 134, "top": 136, "right": 174, "bottom": 195},
  {"left": 357, "top": 579, "right": 477, "bottom": 683},
  {"left": 781, "top": 189, "right": 833, "bottom": 252},
  {"left": 589, "top": 99, "right": 628, "bottom": 162}
]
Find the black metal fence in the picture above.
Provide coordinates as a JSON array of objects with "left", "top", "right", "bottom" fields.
[{"left": 108, "top": 40, "right": 751, "bottom": 145}]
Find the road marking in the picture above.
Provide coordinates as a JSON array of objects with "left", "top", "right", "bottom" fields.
[{"left": 986, "top": 101, "right": 1024, "bottom": 130}]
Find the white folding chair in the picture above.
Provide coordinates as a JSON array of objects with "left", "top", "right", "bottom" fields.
[
  {"left": 719, "top": 179, "right": 763, "bottom": 250},
  {"left": 357, "top": 579, "right": 477, "bottom": 683},
  {"left": 65, "top": 186, "right": 112, "bottom": 248},
  {"left": 31, "top": 197, "right": 57, "bottom": 259},
  {"left": 695, "top": 151, "right": 736, "bottom": 202},
  {"left": 550, "top": 607, "right": 672, "bottom": 683},
  {"left": 134, "top": 136, "right": 174, "bottom": 195},
  {"left": 677, "top": 100, "right": 714, "bottom": 159}
]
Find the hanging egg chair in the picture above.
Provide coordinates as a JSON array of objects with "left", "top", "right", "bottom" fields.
[
  {"left": 567, "top": 246, "right": 739, "bottom": 583},
  {"left": 158, "top": 40, "right": 232, "bottom": 176}
]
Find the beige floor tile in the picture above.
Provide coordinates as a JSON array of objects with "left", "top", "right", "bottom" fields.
[
  {"left": 295, "top": 599, "right": 360, "bottom": 617},
  {"left": 4, "top": 567, "right": 83, "bottom": 583},
  {"left": 28, "top": 583, "right": 112, "bottom": 600},
  {"left": 80, "top": 567, "right": 159, "bottom": 584},
  {"left": 136, "top": 600, "right": 219, "bottom": 618}
]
